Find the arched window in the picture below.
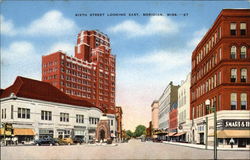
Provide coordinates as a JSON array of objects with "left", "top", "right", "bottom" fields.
[
  {"left": 240, "top": 46, "right": 247, "bottom": 59},
  {"left": 230, "top": 46, "right": 236, "bottom": 59}
]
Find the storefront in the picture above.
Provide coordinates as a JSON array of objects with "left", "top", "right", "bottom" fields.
[
  {"left": 39, "top": 129, "right": 54, "bottom": 138},
  {"left": 73, "top": 126, "right": 86, "bottom": 140},
  {"left": 168, "top": 132, "right": 177, "bottom": 141},
  {"left": 174, "top": 132, "right": 187, "bottom": 142},
  {"left": 216, "top": 119, "right": 250, "bottom": 148},
  {"left": 57, "top": 129, "right": 72, "bottom": 139},
  {"left": 14, "top": 128, "right": 35, "bottom": 144}
]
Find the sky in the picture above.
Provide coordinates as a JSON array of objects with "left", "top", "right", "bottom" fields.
[{"left": 1, "top": 0, "right": 249, "bottom": 131}]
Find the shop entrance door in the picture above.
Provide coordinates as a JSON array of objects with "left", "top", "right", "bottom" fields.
[
  {"left": 199, "top": 133, "right": 204, "bottom": 144},
  {"left": 238, "top": 139, "right": 246, "bottom": 148}
]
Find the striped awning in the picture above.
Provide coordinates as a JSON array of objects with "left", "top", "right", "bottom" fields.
[
  {"left": 174, "top": 132, "right": 187, "bottom": 137},
  {"left": 168, "top": 132, "right": 177, "bottom": 136},
  {"left": 14, "top": 128, "right": 35, "bottom": 136}
]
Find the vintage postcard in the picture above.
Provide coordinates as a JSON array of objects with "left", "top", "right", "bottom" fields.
[{"left": 0, "top": 0, "right": 249, "bottom": 159}]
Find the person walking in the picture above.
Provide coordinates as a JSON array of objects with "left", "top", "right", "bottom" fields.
[{"left": 229, "top": 138, "right": 235, "bottom": 148}]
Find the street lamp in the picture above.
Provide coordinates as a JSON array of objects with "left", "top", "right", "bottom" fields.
[
  {"left": 205, "top": 99, "right": 217, "bottom": 160},
  {"left": 205, "top": 100, "right": 210, "bottom": 150}
]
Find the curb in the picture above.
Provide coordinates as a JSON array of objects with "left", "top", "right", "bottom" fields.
[{"left": 162, "top": 142, "right": 250, "bottom": 151}]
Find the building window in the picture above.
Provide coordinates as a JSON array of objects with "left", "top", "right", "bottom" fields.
[
  {"left": 60, "top": 113, "right": 69, "bottom": 122},
  {"left": 17, "top": 108, "right": 30, "bottom": 119},
  {"left": 41, "top": 110, "right": 52, "bottom": 121},
  {"left": 76, "top": 114, "right": 84, "bottom": 123},
  {"left": 11, "top": 105, "right": 13, "bottom": 119},
  {"left": 241, "top": 68, "right": 247, "bottom": 82},
  {"left": 240, "top": 93, "right": 247, "bottom": 110},
  {"left": 89, "top": 117, "right": 99, "bottom": 125},
  {"left": 240, "top": 23, "right": 246, "bottom": 35},
  {"left": 1, "top": 109, "right": 6, "bottom": 119},
  {"left": 111, "top": 120, "right": 113, "bottom": 126},
  {"left": 230, "top": 46, "right": 236, "bottom": 59},
  {"left": 230, "top": 23, "right": 236, "bottom": 35},
  {"left": 230, "top": 93, "right": 237, "bottom": 110},
  {"left": 230, "top": 69, "right": 237, "bottom": 82},
  {"left": 240, "top": 46, "right": 247, "bottom": 59}
]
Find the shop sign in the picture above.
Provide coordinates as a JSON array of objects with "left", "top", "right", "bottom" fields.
[
  {"left": 74, "top": 126, "right": 86, "bottom": 129},
  {"left": 223, "top": 119, "right": 250, "bottom": 130}
]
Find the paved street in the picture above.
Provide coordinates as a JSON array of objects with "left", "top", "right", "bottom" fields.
[{"left": 1, "top": 139, "right": 249, "bottom": 160}]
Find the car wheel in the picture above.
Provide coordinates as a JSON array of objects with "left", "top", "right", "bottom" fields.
[
  {"left": 36, "top": 143, "right": 39, "bottom": 146},
  {"left": 49, "top": 143, "right": 52, "bottom": 146}
]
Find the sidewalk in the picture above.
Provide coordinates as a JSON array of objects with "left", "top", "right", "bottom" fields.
[{"left": 162, "top": 141, "right": 250, "bottom": 151}]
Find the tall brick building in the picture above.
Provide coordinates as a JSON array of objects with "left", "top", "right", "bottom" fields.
[
  {"left": 190, "top": 9, "right": 250, "bottom": 147},
  {"left": 42, "top": 30, "right": 116, "bottom": 114}
]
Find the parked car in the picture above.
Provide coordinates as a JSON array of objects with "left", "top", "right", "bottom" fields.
[
  {"left": 73, "top": 137, "right": 84, "bottom": 144},
  {"left": 34, "top": 137, "right": 58, "bottom": 146},
  {"left": 61, "top": 138, "right": 74, "bottom": 145}
]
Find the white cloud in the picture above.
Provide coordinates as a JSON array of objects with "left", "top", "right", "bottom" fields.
[
  {"left": 187, "top": 28, "right": 207, "bottom": 48},
  {"left": 108, "top": 16, "right": 180, "bottom": 37},
  {"left": 1, "top": 10, "right": 78, "bottom": 37},
  {"left": 1, "top": 41, "right": 41, "bottom": 88},
  {"left": 0, "top": 15, "right": 17, "bottom": 36},
  {"left": 23, "top": 10, "right": 78, "bottom": 36},
  {"left": 46, "top": 42, "right": 75, "bottom": 56},
  {"left": 130, "top": 49, "right": 191, "bottom": 72}
]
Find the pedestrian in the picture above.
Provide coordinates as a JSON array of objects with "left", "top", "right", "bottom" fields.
[{"left": 229, "top": 138, "right": 234, "bottom": 148}]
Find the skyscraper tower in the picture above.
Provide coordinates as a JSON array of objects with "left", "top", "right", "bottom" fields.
[{"left": 42, "top": 30, "right": 116, "bottom": 113}]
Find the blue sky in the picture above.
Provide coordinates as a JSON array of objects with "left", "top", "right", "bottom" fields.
[{"left": 1, "top": 1, "right": 249, "bottom": 131}]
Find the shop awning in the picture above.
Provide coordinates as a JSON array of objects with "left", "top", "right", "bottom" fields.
[
  {"left": 154, "top": 131, "right": 168, "bottom": 135},
  {"left": 14, "top": 128, "right": 35, "bottom": 136},
  {"left": 168, "top": 132, "right": 176, "bottom": 136},
  {"left": 209, "top": 130, "right": 250, "bottom": 138},
  {"left": 174, "top": 132, "right": 187, "bottom": 137},
  {"left": 0, "top": 128, "right": 12, "bottom": 136}
]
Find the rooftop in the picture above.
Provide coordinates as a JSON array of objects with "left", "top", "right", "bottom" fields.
[{"left": 0, "top": 76, "right": 103, "bottom": 111}]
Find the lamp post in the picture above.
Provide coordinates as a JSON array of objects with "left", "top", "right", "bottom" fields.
[
  {"left": 205, "top": 99, "right": 217, "bottom": 160},
  {"left": 205, "top": 100, "right": 210, "bottom": 150}
]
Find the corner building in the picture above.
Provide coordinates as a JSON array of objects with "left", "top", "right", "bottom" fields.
[
  {"left": 190, "top": 9, "right": 250, "bottom": 148},
  {"left": 42, "top": 30, "right": 116, "bottom": 114}
]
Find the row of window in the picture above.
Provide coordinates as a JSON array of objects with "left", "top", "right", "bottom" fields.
[
  {"left": 230, "top": 22, "right": 247, "bottom": 36},
  {"left": 192, "top": 48, "right": 220, "bottom": 85},
  {"left": 230, "top": 68, "right": 247, "bottom": 83},
  {"left": 43, "top": 61, "right": 58, "bottom": 68},
  {"left": 230, "top": 46, "right": 247, "bottom": 59},
  {"left": 192, "top": 72, "right": 221, "bottom": 101},
  {"left": 1, "top": 108, "right": 104, "bottom": 124},
  {"left": 196, "top": 28, "right": 221, "bottom": 66},
  {"left": 192, "top": 45, "right": 248, "bottom": 86},
  {"left": 192, "top": 93, "right": 248, "bottom": 119},
  {"left": 193, "top": 22, "right": 247, "bottom": 70}
]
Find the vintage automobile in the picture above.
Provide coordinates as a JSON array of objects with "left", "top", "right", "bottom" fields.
[
  {"left": 34, "top": 137, "right": 58, "bottom": 146},
  {"left": 61, "top": 137, "right": 74, "bottom": 145},
  {"left": 73, "top": 136, "right": 84, "bottom": 144}
]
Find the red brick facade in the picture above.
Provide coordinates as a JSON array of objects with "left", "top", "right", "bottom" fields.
[
  {"left": 169, "top": 105, "right": 178, "bottom": 132},
  {"left": 190, "top": 9, "right": 250, "bottom": 120},
  {"left": 42, "top": 30, "right": 116, "bottom": 113}
]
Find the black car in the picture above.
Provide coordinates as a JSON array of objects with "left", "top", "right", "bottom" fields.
[
  {"left": 34, "top": 137, "right": 58, "bottom": 146},
  {"left": 73, "top": 137, "right": 84, "bottom": 144}
]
